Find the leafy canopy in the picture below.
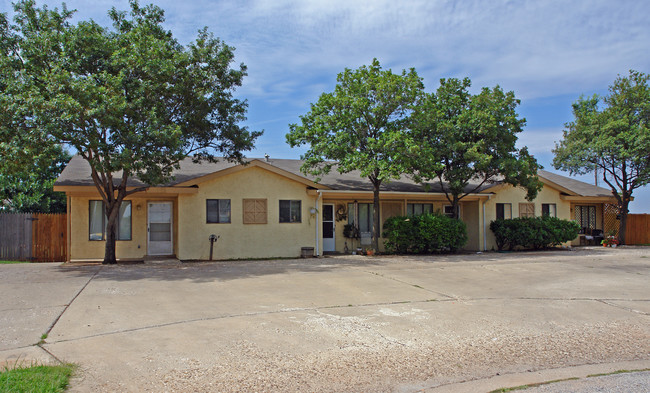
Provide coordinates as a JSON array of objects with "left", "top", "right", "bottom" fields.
[
  {"left": 0, "top": 0, "right": 260, "bottom": 262},
  {"left": 286, "top": 58, "right": 424, "bottom": 250},
  {"left": 286, "top": 58, "right": 423, "bottom": 183},
  {"left": 553, "top": 70, "right": 650, "bottom": 243},
  {"left": 411, "top": 77, "right": 541, "bottom": 216},
  {"left": 0, "top": 145, "right": 70, "bottom": 213}
]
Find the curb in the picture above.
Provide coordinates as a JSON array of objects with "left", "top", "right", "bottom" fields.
[{"left": 420, "top": 360, "right": 650, "bottom": 392}]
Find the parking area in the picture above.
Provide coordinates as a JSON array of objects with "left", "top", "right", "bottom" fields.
[{"left": 1, "top": 247, "right": 649, "bottom": 392}]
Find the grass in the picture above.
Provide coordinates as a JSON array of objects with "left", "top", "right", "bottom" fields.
[
  {"left": 587, "top": 368, "right": 650, "bottom": 377},
  {"left": 488, "top": 378, "right": 579, "bottom": 392},
  {"left": 0, "top": 260, "right": 28, "bottom": 264},
  {"left": 0, "top": 363, "right": 76, "bottom": 393}
]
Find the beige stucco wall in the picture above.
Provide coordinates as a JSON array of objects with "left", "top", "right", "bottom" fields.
[
  {"left": 177, "top": 166, "right": 317, "bottom": 260},
  {"left": 68, "top": 195, "right": 178, "bottom": 260},
  {"left": 462, "top": 201, "right": 481, "bottom": 251},
  {"left": 484, "top": 184, "right": 572, "bottom": 250}
]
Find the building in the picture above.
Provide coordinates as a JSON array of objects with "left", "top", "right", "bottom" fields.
[{"left": 54, "top": 156, "right": 619, "bottom": 261}]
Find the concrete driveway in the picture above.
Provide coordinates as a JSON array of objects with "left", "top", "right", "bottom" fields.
[{"left": 1, "top": 247, "right": 649, "bottom": 392}]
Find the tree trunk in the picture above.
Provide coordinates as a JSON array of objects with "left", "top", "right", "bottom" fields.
[
  {"left": 618, "top": 199, "right": 630, "bottom": 245},
  {"left": 102, "top": 199, "right": 121, "bottom": 264},
  {"left": 371, "top": 178, "right": 381, "bottom": 252}
]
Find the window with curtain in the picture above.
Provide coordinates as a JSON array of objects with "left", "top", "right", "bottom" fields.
[
  {"left": 496, "top": 203, "right": 512, "bottom": 220},
  {"left": 279, "top": 200, "right": 301, "bottom": 223},
  {"left": 206, "top": 199, "right": 231, "bottom": 223},
  {"left": 542, "top": 203, "right": 557, "bottom": 217},
  {"left": 348, "top": 203, "right": 374, "bottom": 233},
  {"left": 89, "top": 200, "right": 132, "bottom": 241}
]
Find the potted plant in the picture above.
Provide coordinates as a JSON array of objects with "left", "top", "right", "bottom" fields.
[{"left": 601, "top": 236, "right": 619, "bottom": 247}]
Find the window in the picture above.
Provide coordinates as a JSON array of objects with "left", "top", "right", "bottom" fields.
[
  {"left": 575, "top": 205, "right": 596, "bottom": 232},
  {"left": 542, "top": 203, "right": 557, "bottom": 217},
  {"left": 443, "top": 205, "right": 460, "bottom": 218},
  {"left": 348, "top": 203, "right": 375, "bottom": 233},
  {"left": 206, "top": 199, "right": 231, "bottom": 223},
  {"left": 407, "top": 203, "right": 433, "bottom": 216},
  {"left": 519, "top": 203, "right": 535, "bottom": 218},
  {"left": 496, "top": 203, "right": 512, "bottom": 220},
  {"left": 89, "top": 200, "right": 132, "bottom": 241},
  {"left": 279, "top": 200, "right": 301, "bottom": 223},
  {"left": 243, "top": 198, "right": 267, "bottom": 224}
]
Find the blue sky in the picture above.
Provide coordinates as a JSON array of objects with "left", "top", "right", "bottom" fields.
[{"left": 3, "top": 0, "right": 649, "bottom": 212}]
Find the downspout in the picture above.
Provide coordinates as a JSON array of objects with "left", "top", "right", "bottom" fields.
[{"left": 315, "top": 190, "right": 322, "bottom": 256}]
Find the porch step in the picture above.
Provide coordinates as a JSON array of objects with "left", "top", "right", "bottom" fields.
[{"left": 143, "top": 255, "right": 181, "bottom": 265}]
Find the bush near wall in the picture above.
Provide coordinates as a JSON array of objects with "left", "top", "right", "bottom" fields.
[
  {"left": 489, "top": 216, "right": 580, "bottom": 251},
  {"left": 383, "top": 213, "right": 468, "bottom": 254}
]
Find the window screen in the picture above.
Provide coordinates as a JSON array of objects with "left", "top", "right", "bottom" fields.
[
  {"left": 279, "top": 200, "right": 301, "bottom": 223},
  {"left": 207, "top": 199, "right": 231, "bottom": 223}
]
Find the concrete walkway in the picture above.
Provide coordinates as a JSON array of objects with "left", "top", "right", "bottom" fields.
[{"left": 1, "top": 247, "right": 648, "bottom": 392}]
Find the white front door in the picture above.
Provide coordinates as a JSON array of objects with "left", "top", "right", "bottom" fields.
[
  {"left": 148, "top": 202, "right": 173, "bottom": 255},
  {"left": 322, "top": 204, "right": 335, "bottom": 252}
]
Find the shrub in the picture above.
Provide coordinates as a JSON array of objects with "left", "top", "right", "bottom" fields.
[
  {"left": 489, "top": 216, "right": 580, "bottom": 250},
  {"left": 383, "top": 213, "right": 467, "bottom": 254}
]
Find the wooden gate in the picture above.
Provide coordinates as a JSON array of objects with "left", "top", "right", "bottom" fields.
[
  {"left": 0, "top": 213, "right": 67, "bottom": 262},
  {"left": 626, "top": 214, "right": 650, "bottom": 245}
]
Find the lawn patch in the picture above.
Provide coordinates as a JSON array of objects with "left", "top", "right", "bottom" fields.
[{"left": 0, "top": 363, "right": 76, "bottom": 393}]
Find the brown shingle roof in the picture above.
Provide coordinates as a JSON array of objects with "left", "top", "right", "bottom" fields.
[{"left": 55, "top": 155, "right": 611, "bottom": 197}]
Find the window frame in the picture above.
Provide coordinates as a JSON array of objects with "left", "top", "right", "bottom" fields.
[
  {"left": 496, "top": 203, "right": 512, "bottom": 220},
  {"left": 443, "top": 204, "right": 461, "bottom": 218},
  {"left": 88, "top": 200, "right": 132, "bottom": 241},
  {"left": 279, "top": 200, "right": 302, "bottom": 223},
  {"left": 348, "top": 202, "right": 375, "bottom": 234},
  {"left": 206, "top": 199, "right": 231, "bottom": 224},
  {"left": 406, "top": 203, "right": 433, "bottom": 216},
  {"left": 542, "top": 203, "right": 557, "bottom": 218}
]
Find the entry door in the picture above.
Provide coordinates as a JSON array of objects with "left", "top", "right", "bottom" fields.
[
  {"left": 148, "top": 202, "right": 173, "bottom": 255},
  {"left": 322, "top": 204, "right": 335, "bottom": 252}
]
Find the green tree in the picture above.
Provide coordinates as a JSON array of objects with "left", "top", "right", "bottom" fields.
[
  {"left": 286, "top": 59, "right": 424, "bottom": 251},
  {"left": 411, "top": 77, "right": 542, "bottom": 218},
  {"left": 0, "top": 145, "right": 70, "bottom": 213},
  {"left": 0, "top": 1, "right": 261, "bottom": 263},
  {"left": 553, "top": 70, "right": 650, "bottom": 244}
]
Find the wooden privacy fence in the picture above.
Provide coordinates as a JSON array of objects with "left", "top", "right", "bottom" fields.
[
  {"left": 626, "top": 214, "right": 650, "bottom": 245},
  {"left": 0, "top": 213, "right": 67, "bottom": 262}
]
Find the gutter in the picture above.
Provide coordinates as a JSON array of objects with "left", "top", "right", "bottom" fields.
[{"left": 317, "top": 190, "right": 492, "bottom": 198}]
